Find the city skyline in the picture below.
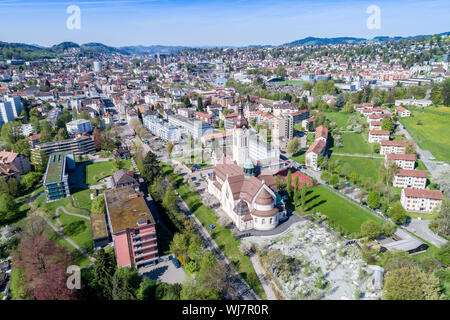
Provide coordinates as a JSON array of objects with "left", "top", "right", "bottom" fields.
[{"left": 0, "top": 0, "right": 449, "bottom": 47}]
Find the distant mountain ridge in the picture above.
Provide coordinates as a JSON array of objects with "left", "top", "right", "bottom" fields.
[
  {"left": 1, "top": 30, "right": 449, "bottom": 61},
  {"left": 283, "top": 31, "right": 450, "bottom": 46}
]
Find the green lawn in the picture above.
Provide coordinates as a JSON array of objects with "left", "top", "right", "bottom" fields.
[
  {"left": 399, "top": 107, "right": 450, "bottom": 162},
  {"left": 323, "top": 111, "right": 354, "bottom": 129},
  {"left": 331, "top": 132, "right": 372, "bottom": 155},
  {"left": 329, "top": 155, "right": 382, "bottom": 183},
  {"left": 291, "top": 150, "right": 306, "bottom": 164},
  {"left": 58, "top": 211, "right": 93, "bottom": 254},
  {"left": 160, "top": 162, "right": 266, "bottom": 299},
  {"left": 300, "top": 185, "right": 383, "bottom": 234},
  {"left": 84, "top": 159, "right": 132, "bottom": 185}
]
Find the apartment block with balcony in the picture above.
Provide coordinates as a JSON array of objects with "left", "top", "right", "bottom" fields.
[
  {"left": 43, "top": 151, "right": 75, "bottom": 202},
  {"left": 393, "top": 169, "right": 427, "bottom": 189},
  {"left": 104, "top": 186, "right": 158, "bottom": 270}
]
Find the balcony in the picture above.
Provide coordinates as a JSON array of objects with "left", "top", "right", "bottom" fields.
[
  {"left": 135, "top": 256, "right": 158, "bottom": 266},
  {"left": 134, "top": 242, "right": 158, "bottom": 251},
  {"left": 134, "top": 248, "right": 158, "bottom": 260},
  {"left": 133, "top": 236, "right": 157, "bottom": 246},
  {"left": 132, "top": 231, "right": 156, "bottom": 240}
]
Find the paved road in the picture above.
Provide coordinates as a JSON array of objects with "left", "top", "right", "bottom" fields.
[
  {"left": 249, "top": 253, "right": 277, "bottom": 300},
  {"left": 405, "top": 219, "right": 447, "bottom": 248}
]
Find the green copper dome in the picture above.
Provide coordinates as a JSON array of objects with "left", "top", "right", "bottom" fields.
[{"left": 243, "top": 158, "right": 255, "bottom": 169}]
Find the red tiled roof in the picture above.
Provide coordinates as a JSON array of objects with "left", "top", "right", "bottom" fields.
[
  {"left": 369, "top": 130, "right": 390, "bottom": 135},
  {"left": 291, "top": 109, "right": 308, "bottom": 116},
  {"left": 195, "top": 111, "right": 212, "bottom": 119},
  {"left": 307, "top": 139, "right": 326, "bottom": 154},
  {"left": 288, "top": 172, "right": 313, "bottom": 189},
  {"left": 387, "top": 153, "right": 416, "bottom": 161},
  {"left": 396, "top": 169, "right": 427, "bottom": 178},
  {"left": 224, "top": 113, "right": 239, "bottom": 118},
  {"left": 403, "top": 188, "right": 443, "bottom": 200},
  {"left": 381, "top": 140, "right": 406, "bottom": 147},
  {"left": 315, "top": 125, "right": 328, "bottom": 140}
]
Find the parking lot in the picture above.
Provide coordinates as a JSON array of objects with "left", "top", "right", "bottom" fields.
[{"left": 139, "top": 260, "right": 187, "bottom": 285}]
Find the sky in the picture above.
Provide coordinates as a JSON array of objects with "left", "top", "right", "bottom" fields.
[{"left": 0, "top": 0, "right": 449, "bottom": 47}]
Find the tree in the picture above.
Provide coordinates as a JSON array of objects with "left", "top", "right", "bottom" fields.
[
  {"left": 320, "top": 171, "right": 330, "bottom": 182},
  {"left": 286, "top": 170, "right": 292, "bottom": 199},
  {"left": 389, "top": 202, "right": 408, "bottom": 224},
  {"left": 361, "top": 220, "right": 382, "bottom": 239},
  {"left": 91, "top": 195, "right": 106, "bottom": 213},
  {"left": 404, "top": 139, "right": 416, "bottom": 155},
  {"left": 0, "top": 193, "right": 19, "bottom": 223},
  {"left": 113, "top": 157, "right": 125, "bottom": 171},
  {"left": 342, "top": 101, "right": 354, "bottom": 113},
  {"left": 329, "top": 174, "right": 339, "bottom": 188},
  {"left": 111, "top": 267, "right": 140, "bottom": 300},
  {"left": 287, "top": 138, "right": 300, "bottom": 155},
  {"left": 141, "top": 151, "right": 160, "bottom": 185},
  {"left": 39, "top": 129, "right": 52, "bottom": 143},
  {"left": 55, "top": 127, "right": 69, "bottom": 140},
  {"left": 20, "top": 171, "right": 42, "bottom": 192},
  {"left": 15, "top": 225, "right": 77, "bottom": 300},
  {"left": 293, "top": 176, "right": 300, "bottom": 206},
  {"left": 366, "top": 190, "right": 381, "bottom": 209},
  {"left": 441, "top": 78, "right": 450, "bottom": 107},
  {"left": 93, "top": 128, "right": 103, "bottom": 150},
  {"left": 431, "top": 198, "right": 450, "bottom": 237},
  {"left": 383, "top": 266, "right": 443, "bottom": 300},
  {"left": 170, "top": 233, "right": 188, "bottom": 257},
  {"left": 166, "top": 141, "right": 174, "bottom": 157},
  {"left": 349, "top": 171, "right": 359, "bottom": 184},
  {"left": 381, "top": 116, "right": 392, "bottom": 132},
  {"left": 93, "top": 248, "right": 116, "bottom": 299}
]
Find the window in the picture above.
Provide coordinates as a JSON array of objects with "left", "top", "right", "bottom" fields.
[
  {"left": 270, "top": 218, "right": 273, "bottom": 224},
  {"left": 262, "top": 219, "right": 265, "bottom": 224}
]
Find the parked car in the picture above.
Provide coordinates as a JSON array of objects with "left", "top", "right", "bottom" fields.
[{"left": 172, "top": 258, "right": 181, "bottom": 269}]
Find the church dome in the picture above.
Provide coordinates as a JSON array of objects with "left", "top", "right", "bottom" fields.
[
  {"left": 255, "top": 188, "right": 273, "bottom": 205},
  {"left": 234, "top": 200, "right": 250, "bottom": 216},
  {"left": 243, "top": 158, "right": 255, "bottom": 170}
]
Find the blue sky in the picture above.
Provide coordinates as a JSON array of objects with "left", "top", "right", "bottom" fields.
[{"left": 0, "top": 0, "right": 449, "bottom": 47}]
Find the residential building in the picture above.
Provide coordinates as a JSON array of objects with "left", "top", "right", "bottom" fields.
[
  {"left": 400, "top": 188, "right": 443, "bottom": 214},
  {"left": 224, "top": 113, "right": 239, "bottom": 130},
  {"left": 66, "top": 119, "right": 93, "bottom": 135},
  {"left": 31, "top": 135, "right": 96, "bottom": 166},
  {"left": 369, "top": 121, "right": 382, "bottom": 131},
  {"left": 168, "top": 114, "right": 213, "bottom": 140},
  {"left": 315, "top": 125, "right": 328, "bottom": 142},
  {"left": 386, "top": 153, "right": 416, "bottom": 170},
  {"left": 0, "top": 150, "right": 31, "bottom": 176},
  {"left": 143, "top": 115, "right": 181, "bottom": 142},
  {"left": 0, "top": 95, "right": 22, "bottom": 125},
  {"left": 111, "top": 169, "right": 139, "bottom": 190},
  {"left": 396, "top": 106, "right": 411, "bottom": 117},
  {"left": 43, "top": 151, "right": 75, "bottom": 202},
  {"left": 104, "top": 187, "right": 158, "bottom": 269},
  {"left": 305, "top": 140, "right": 327, "bottom": 170},
  {"left": 368, "top": 130, "right": 390, "bottom": 143},
  {"left": 393, "top": 169, "right": 427, "bottom": 189},
  {"left": 289, "top": 110, "right": 309, "bottom": 124},
  {"left": 380, "top": 140, "right": 406, "bottom": 155}
]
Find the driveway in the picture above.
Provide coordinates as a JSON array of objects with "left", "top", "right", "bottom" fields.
[
  {"left": 405, "top": 219, "right": 447, "bottom": 248},
  {"left": 140, "top": 260, "right": 187, "bottom": 284}
]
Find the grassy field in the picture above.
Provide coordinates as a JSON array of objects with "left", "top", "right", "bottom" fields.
[
  {"left": 160, "top": 162, "right": 266, "bottom": 299},
  {"left": 291, "top": 150, "right": 306, "bottom": 164},
  {"left": 399, "top": 107, "right": 450, "bottom": 162},
  {"left": 84, "top": 159, "right": 132, "bottom": 185},
  {"left": 273, "top": 79, "right": 305, "bottom": 86},
  {"left": 301, "top": 185, "right": 383, "bottom": 234},
  {"left": 331, "top": 132, "right": 372, "bottom": 155},
  {"left": 322, "top": 111, "right": 355, "bottom": 129},
  {"left": 329, "top": 155, "right": 383, "bottom": 183}
]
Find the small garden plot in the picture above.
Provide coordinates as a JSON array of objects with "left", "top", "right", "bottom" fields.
[{"left": 245, "top": 221, "right": 383, "bottom": 300}]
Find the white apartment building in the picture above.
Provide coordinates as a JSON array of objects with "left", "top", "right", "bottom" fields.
[
  {"left": 386, "top": 153, "right": 416, "bottom": 170},
  {"left": 143, "top": 115, "right": 181, "bottom": 142},
  {"left": 368, "top": 130, "right": 390, "bottom": 143},
  {"left": 380, "top": 140, "right": 406, "bottom": 155},
  {"left": 0, "top": 95, "right": 22, "bottom": 125},
  {"left": 396, "top": 106, "right": 411, "bottom": 117},
  {"left": 393, "top": 169, "right": 427, "bottom": 189},
  {"left": 400, "top": 188, "right": 443, "bottom": 214},
  {"left": 66, "top": 119, "right": 93, "bottom": 135}
]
